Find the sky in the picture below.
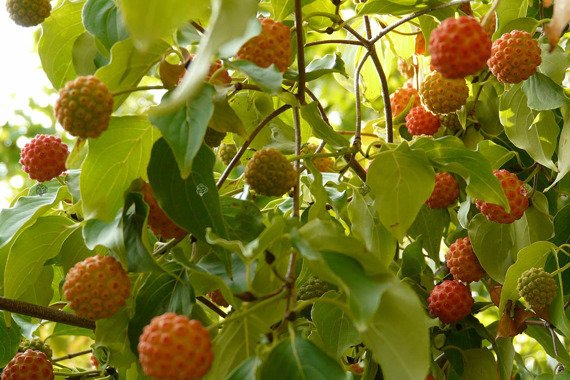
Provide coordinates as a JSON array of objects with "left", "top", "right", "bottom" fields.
[{"left": 0, "top": 8, "right": 53, "bottom": 208}]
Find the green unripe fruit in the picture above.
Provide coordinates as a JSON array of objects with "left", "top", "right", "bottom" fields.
[
  {"left": 6, "top": 0, "right": 51, "bottom": 27},
  {"left": 218, "top": 143, "right": 238, "bottom": 166},
  {"left": 298, "top": 277, "right": 330, "bottom": 300},
  {"left": 18, "top": 338, "right": 53, "bottom": 359},
  {"left": 517, "top": 267, "right": 557, "bottom": 310}
]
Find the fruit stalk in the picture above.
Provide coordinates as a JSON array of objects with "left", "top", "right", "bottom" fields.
[{"left": 0, "top": 296, "right": 95, "bottom": 330}]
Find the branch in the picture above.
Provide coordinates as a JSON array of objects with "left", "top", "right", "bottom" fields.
[
  {"left": 52, "top": 349, "right": 93, "bottom": 363},
  {"left": 369, "top": 51, "right": 393, "bottom": 143},
  {"left": 292, "top": 107, "right": 302, "bottom": 218},
  {"left": 294, "top": 0, "right": 307, "bottom": 103},
  {"left": 197, "top": 296, "right": 228, "bottom": 318},
  {"left": 305, "top": 39, "right": 364, "bottom": 47},
  {"left": 216, "top": 105, "right": 292, "bottom": 188},
  {"left": 0, "top": 297, "right": 95, "bottom": 330}
]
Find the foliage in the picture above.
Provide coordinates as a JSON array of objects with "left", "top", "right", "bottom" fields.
[{"left": 0, "top": 0, "right": 570, "bottom": 379}]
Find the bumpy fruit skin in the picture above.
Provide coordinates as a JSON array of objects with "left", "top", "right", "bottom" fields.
[
  {"left": 302, "top": 144, "right": 335, "bottom": 172},
  {"left": 63, "top": 255, "right": 131, "bottom": 320},
  {"left": 517, "top": 267, "right": 557, "bottom": 310},
  {"left": 429, "top": 16, "right": 492, "bottom": 78},
  {"left": 440, "top": 113, "right": 461, "bottom": 133},
  {"left": 445, "top": 237, "right": 486, "bottom": 283},
  {"left": 475, "top": 169, "right": 529, "bottom": 224},
  {"left": 419, "top": 71, "right": 469, "bottom": 114},
  {"left": 19, "top": 134, "right": 69, "bottom": 182},
  {"left": 405, "top": 106, "right": 441, "bottom": 136},
  {"left": 6, "top": 0, "right": 51, "bottom": 27},
  {"left": 426, "top": 172, "right": 459, "bottom": 209},
  {"left": 390, "top": 86, "right": 420, "bottom": 117},
  {"left": 1, "top": 349, "right": 53, "bottom": 380},
  {"left": 54, "top": 76, "right": 113, "bottom": 138},
  {"left": 218, "top": 143, "right": 238, "bottom": 165},
  {"left": 236, "top": 18, "right": 291, "bottom": 72},
  {"left": 427, "top": 280, "right": 474, "bottom": 324},
  {"left": 245, "top": 148, "right": 297, "bottom": 196},
  {"left": 208, "top": 289, "right": 229, "bottom": 307},
  {"left": 138, "top": 313, "right": 213, "bottom": 380},
  {"left": 298, "top": 277, "right": 330, "bottom": 300},
  {"left": 488, "top": 30, "right": 542, "bottom": 84},
  {"left": 141, "top": 182, "right": 188, "bottom": 239},
  {"left": 18, "top": 338, "right": 52, "bottom": 359}
]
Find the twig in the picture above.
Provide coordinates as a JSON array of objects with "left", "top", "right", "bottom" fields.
[
  {"left": 294, "top": 0, "right": 307, "bottom": 104},
  {"left": 216, "top": 105, "right": 292, "bottom": 188},
  {"left": 292, "top": 107, "right": 302, "bottom": 218},
  {"left": 369, "top": 51, "right": 393, "bottom": 143},
  {"left": 197, "top": 296, "right": 228, "bottom": 318},
  {"left": 0, "top": 297, "right": 95, "bottom": 330},
  {"left": 305, "top": 39, "right": 364, "bottom": 47},
  {"left": 52, "top": 349, "right": 93, "bottom": 363},
  {"left": 354, "top": 51, "right": 371, "bottom": 148}
]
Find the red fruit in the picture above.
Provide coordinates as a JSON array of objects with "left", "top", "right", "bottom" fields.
[
  {"left": 19, "top": 134, "right": 68, "bottom": 182},
  {"left": 138, "top": 313, "right": 214, "bottom": 380},
  {"left": 63, "top": 255, "right": 131, "bottom": 320},
  {"left": 419, "top": 71, "right": 469, "bottom": 114},
  {"left": 426, "top": 172, "right": 459, "bottom": 209},
  {"left": 1, "top": 349, "right": 53, "bottom": 380},
  {"left": 54, "top": 76, "right": 113, "bottom": 138},
  {"left": 445, "top": 237, "right": 486, "bottom": 283},
  {"left": 475, "top": 169, "right": 529, "bottom": 224},
  {"left": 236, "top": 18, "right": 291, "bottom": 72},
  {"left": 390, "top": 86, "right": 421, "bottom": 117},
  {"left": 429, "top": 16, "right": 492, "bottom": 78},
  {"left": 487, "top": 30, "right": 542, "bottom": 84},
  {"left": 427, "top": 280, "right": 474, "bottom": 324},
  {"left": 141, "top": 182, "right": 188, "bottom": 239},
  {"left": 405, "top": 106, "right": 441, "bottom": 136}
]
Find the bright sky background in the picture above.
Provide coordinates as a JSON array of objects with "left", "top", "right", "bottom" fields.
[{"left": 0, "top": 8, "right": 53, "bottom": 208}]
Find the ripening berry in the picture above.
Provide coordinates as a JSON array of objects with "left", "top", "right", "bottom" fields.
[
  {"left": 218, "top": 143, "right": 239, "bottom": 166},
  {"left": 141, "top": 181, "right": 188, "bottom": 239},
  {"left": 419, "top": 71, "right": 469, "bottom": 114},
  {"left": 138, "top": 313, "right": 214, "bottom": 380},
  {"left": 405, "top": 106, "right": 441, "bottom": 136},
  {"left": 475, "top": 169, "right": 529, "bottom": 224},
  {"left": 245, "top": 148, "right": 297, "bottom": 196},
  {"left": 19, "top": 134, "right": 69, "bottom": 182},
  {"left": 425, "top": 172, "right": 459, "bottom": 209},
  {"left": 236, "top": 18, "right": 291, "bottom": 72},
  {"left": 488, "top": 30, "right": 542, "bottom": 84},
  {"left": 427, "top": 280, "right": 474, "bottom": 324},
  {"left": 429, "top": 16, "right": 492, "bottom": 78},
  {"left": 1, "top": 349, "right": 53, "bottom": 380},
  {"left": 390, "top": 86, "right": 421, "bottom": 117},
  {"left": 517, "top": 267, "right": 557, "bottom": 310},
  {"left": 63, "top": 255, "right": 131, "bottom": 320},
  {"left": 54, "top": 76, "right": 114, "bottom": 138},
  {"left": 6, "top": 0, "right": 51, "bottom": 27},
  {"left": 445, "top": 237, "right": 486, "bottom": 283}
]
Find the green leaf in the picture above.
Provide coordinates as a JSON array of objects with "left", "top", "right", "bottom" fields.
[
  {"left": 226, "top": 357, "right": 262, "bottom": 380},
  {"left": 72, "top": 32, "right": 99, "bottom": 76},
  {"left": 553, "top": 204, "right": 570, "bottom": 245},
  {"left": 153, "top": 0, "right": 258, "bottom": 114},
  {"left": 513, "top": 192, "right": 554, "bottom": 248},
  {"left": 538, "top": 43, "right": 570, "bottom": 84},
  {"left": 399, "top": 239, "right": 426, "bottom": 278},
  {"left": 57, "top": 227, "right": 95, "bottom": 273},
  {"left": 286, "top": 53, "right": 348, "bottom": 82},
  {"left": 95, "top": 38, "right": 170, "bottom": 109},
  {"left": 122, "top": 192, "right": 163, "bottom": 273},
  {"left": 229, "top": 60, "right": 284, "bottom": 94},
  {"left": 547, "top": 106, "right": 570, "bottom": 190},
  {"left": 150, "top": 87, "right": 215, "bottom": 179},
  {"left": 367, "top": 143, "right": 435, "bottom": 240},
  {"left": 312, "top": 293, "right": 360, "bottom": 358},
  {"left": 117, "top": 0, "right": 209, "bottom": 49},
  {"left": 0, "top": 185, "right": 69, "bottom": 249},
  {"left": 476, "top": 140, "right": 516, "bottom": 170},
  {"left": 525, "top": 325, "right": 570, "bottom": 368},
  {"left": 0, "top": 316, "right": 21, "bottom": 367},
  {"left": 358, "top": 0, "right": 445, "bottom": 15},
  {"left": 412, "top": 136, "right": 510, "bottom": 210},
  {"left": 81, "top": 116, "right": 159, "bottom": 221},
  {"left": 498, "top": 241, "right": 556, "bottom": 314},
  {"left": 96, "top": 309, "right": 137, "bottom": 370},
  {"left": 127, "top": 262, "right": 195, "bottom": 354},
  {"left": 468, "top": 214, "right": 515, "bottom": 283},
  {"left": 361, "top": 281, "right": 430, "bottom": 380},
  {"left": 204, "top": 298, "right": 285, "bottom": 380},
  {"left": 461, "top": 348, "right": 497, "bottom": 380},
  {"left": 499, "top": 84, "right": 558, "bottom": 171},
  {"left": 209, "top": 95, "right": 247, "bottom": 137},
  {"left": 38, "top": 0, "right": 85, "bottom": 88},
  {"left": 220, "top": 197, "right": 265, "bottom": 242},
  {"left": 4, "top": 216, "right": 75, "bottom": 302},
  {"left": 496, "top": 0, "right": 530, "bottom": 35},
  {"left": 522, "top": 72, "right": 569, "bottom": 111},
  {"left": 83, "top": 0, "right": 129, "bottom": 50},
  {"left": 347, "top": 191, "right": 397, "bottom": 268},
  {"left": 147, "top": 139, "right": 228, "bottom": 242},
  {"left": 259, "top": 335, "right": 349, "bottom": 380},
  {"left": 83, "top": 208, "right": 124, "bottom": 252},
  {"left": 409, "top": 205, "right": 448, "bottom": 262},
  {"left": 301, "top": 102, "right": 350, "bottom": 149}
]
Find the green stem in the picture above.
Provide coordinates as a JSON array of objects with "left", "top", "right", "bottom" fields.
[
  {"left": 52, "top": 349, "right": 92, "bottom": 363},
  {"left": 550, "top": 262, "right": 570, "bottom": 277}
]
